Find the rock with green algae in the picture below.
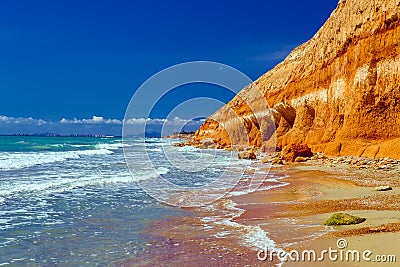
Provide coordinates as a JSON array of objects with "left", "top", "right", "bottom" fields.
[{"left": 324, "top": 213, "right": 366, "bottom": 226}]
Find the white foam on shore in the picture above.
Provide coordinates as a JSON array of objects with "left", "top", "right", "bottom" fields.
[
  {"left": 216, "top": 199, "right": 279, "bottom": 248},
  {"left": 95, "top": 143, "right": 132, "bottom": 150},
  {"left": 69, "top": 144, "right": 91, "bottom": 148},
  {"left": 0, "top": 165, "right": 169, "bottom": 198},
  {"left": 77, "top": 149, "right": 114, "bottom": 156},
  {"left": 255, "top": 182, "right": 290, "bottom": 194},
  {"left": 178, "top": 145, "right": 199, "bottom": 152},
  {"left": 197, "top": 170, "right": 290, "bottom": 266},
  {"left": 0, "top": 149, "right": 114, "bottom": 171},
  {"left": 0, "top": 170, "right": 140, "bottom": 198},
  {"left": 201, "top": 198, "right": 285, "bottom": 265},
  {"left": 228, "top": 174, "right": 289, "bottom": 197},
  {"left": 155, "top": 167, "right": 170, "bottom": 175}
]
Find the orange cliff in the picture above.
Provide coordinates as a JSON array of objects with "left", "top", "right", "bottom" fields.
[{"left": 195, "top": 0, "right": 400, "bottom": 159}]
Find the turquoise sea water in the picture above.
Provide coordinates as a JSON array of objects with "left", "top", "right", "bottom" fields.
[
  {"left": 0, "top": 136, "right": 285, "bottom": 266},
  {"left": 0, "top": 136, "right": 190, "bottom": 266}
]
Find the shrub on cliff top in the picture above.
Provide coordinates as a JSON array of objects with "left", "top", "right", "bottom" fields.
[{"left": 325, "top": 213, "right": 366, "bottom": 226}]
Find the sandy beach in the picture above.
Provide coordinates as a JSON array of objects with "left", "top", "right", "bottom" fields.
[
  {"left": 2, "top": 0, "right": 399, "bottom": 266},
  {"left": 232, "top": 159, "right": 400, "bottom": 266},
  {"left": 121, "top": 157, "right": 400, "bottom": 266}
]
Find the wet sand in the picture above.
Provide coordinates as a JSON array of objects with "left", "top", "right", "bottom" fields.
[
  {"left": 232, "top": 162, "right": 400, "bottom": 266},
  {"left": 117, "top": 160, "right": 400, "bottom": 266}
]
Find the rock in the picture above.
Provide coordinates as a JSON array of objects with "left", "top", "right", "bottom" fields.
[
  {"left": 200, "top": 138, "right": 215, "bottom": 148},
  {"left": 325, "top": 213, "right": 366, "bottom": 226},
  {"left": 344, "top": 158, "right": 352, "bottom": 164},
  {"left": 234, "top": 145, "right": 253, "bottom": 152},
  {"left": 173, "top": 142, "right": 186, "bottom": 147},
  {"left": 238, "top": 151, "right": 257, "bottom": 160},
  {"left": 193, "top": 0, "right": 400, "bottom": 160},
  {"left": 295, "top": 156, "right": 308, "bottom": 162},
  {"left": 369, "top": 225, "right": 387, "bottom": 233},
  {"left": 272, "top": 158, "right": 284, "bottom": 165},
  {"left": 261, "top": 157, "right": 271, "bottom": 164},
  {"left": 359, "top": 161, "right": 367, "bottom": 166},
  {"left": 281, "top": 144, "right": 313, "bottom": 162},
  {"left": 375, "top": 186, "right": 393, "bottom": 191},
  {"left": 379, "top": 160, "right": 391, "bottom": 165}
]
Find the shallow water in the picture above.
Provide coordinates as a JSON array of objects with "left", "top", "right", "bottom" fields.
[{"left": 0, "top": 136, "right": 285, "bottom": 266}]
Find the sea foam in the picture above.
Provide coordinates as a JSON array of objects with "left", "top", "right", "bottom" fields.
[
  {"left": 0, "top": 149, "right": 114, "bottom": 171},
  {"left": 200, "top": 198, "right": 285, "bottom": 264},
  {"left": 95, "top": 143, "right": 131, "bottom": 150}
]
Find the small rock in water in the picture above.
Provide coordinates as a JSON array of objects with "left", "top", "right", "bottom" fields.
[{"left": 375, "top": 186, "right": 393, "bottom": 191}]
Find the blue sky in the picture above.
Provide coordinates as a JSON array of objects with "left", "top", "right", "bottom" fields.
[{"left": 0, "top": 0, "right": 338, "bottom": 135}]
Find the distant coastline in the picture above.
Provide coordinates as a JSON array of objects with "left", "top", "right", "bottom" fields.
[
  {"left": 0, "top": 133, "right": 121, "bottom": 138},
  {"left": 0, "top": 130, "right": 193, "bottom": 139},
  {"left": 162, "top": 130, "right": 195, "bottom": 139}
]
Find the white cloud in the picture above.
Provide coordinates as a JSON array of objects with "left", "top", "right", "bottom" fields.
[
  {"left": 124, "top": 116, "right": 202, "bottom": 125},
  {"left": 60, "top": 116, "right": 122, "bottom": 125},
  {"left": 0, "top": 115, "right": 204, "bottom": 135},
  {"left": 124, "top": 118, "right": 155, "bottom": 125},
  {"left": 0, "top": 115, "right": 203, "bottom": 127},
  {"left": 0, "top": 115, "right": 47, "bottom": 125}
]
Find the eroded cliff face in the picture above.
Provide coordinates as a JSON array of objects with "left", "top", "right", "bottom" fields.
[{"left": 195, "top": 0, "right": 400, "bottom": 158}]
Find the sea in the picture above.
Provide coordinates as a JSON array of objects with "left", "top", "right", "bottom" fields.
[{"left": 0, "top": 136, "right": 287, "bottom": 266}]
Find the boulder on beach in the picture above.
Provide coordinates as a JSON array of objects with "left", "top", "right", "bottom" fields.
[
  {"left": 325, "top": 213, "right": 366, "bottom": 226},
  {"left": 261, "top": 157, "right": 271, "bottom": 164},
  {"left": 173, "top": 142, "right": 186, "bottom": 147},
  {"left": 295, "top": 156, "right": 308, "bottom": 163},
  {"left": 375, "top": 186, "right": 393, "bottom": 192},
  {"left": 238, "top": 151, "right": 257, "bottom": 160},
  {"left": 272, "top": 158, "right": 284, "bottom": 165},
  {"left": 281, "top": 144, "right": 313, "bottom": 162},
  {"left": 200, "top": 138, "right": 215, "bottom": 148}
]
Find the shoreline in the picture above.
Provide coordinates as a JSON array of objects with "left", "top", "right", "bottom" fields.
[
  {"left": 118, "top": 155, "right": 400, "bottom": 266},
  {"left": 232, "top": 160, "right": 400, "bottom": 266}
]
